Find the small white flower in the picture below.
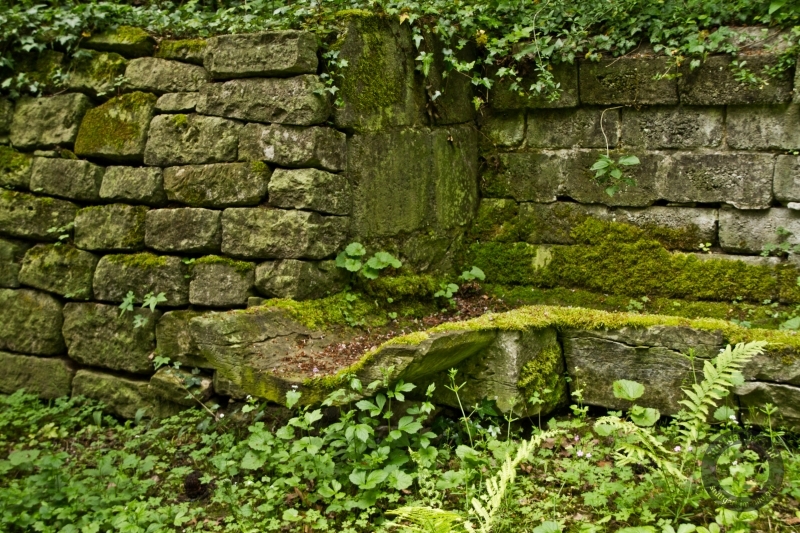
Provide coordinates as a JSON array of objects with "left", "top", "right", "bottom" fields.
[
  {"left": 313, "top": 367, "right": 319, "bottom": 373},
  {"left": 245, "top": 480, "right": 253, "bottom": 486},
  {"left": 674, "top": 446, "right": 681, "bottom": 452},
  {"left": 688, "top": 446, "right": 694, "bottom": 452},
  {"left": 586, "top": 453, "right": 592, "bottom": 458},
  {"left": 730, "top": 414, "right": 737, "bottom": 421},
  {"left": 577, "top": 450, "right": 584, "bottom": 457},
  {"left": 292, "top": 385, "right": 298, "bottom": 389},
  {"left": 219, "top": 413, "right": 225, "bottom": 418},
  {"left": 732, "top": 460, "right": 738, "bottom": 466},
  {"left": 574, "top": 435, "right": 580, "bottom": 442},
  {"left": 246, "top": 395, "right": 252, "bottom": 400},
  {"left": 487, "top": 425, "right": 500, "bottom": 438}
]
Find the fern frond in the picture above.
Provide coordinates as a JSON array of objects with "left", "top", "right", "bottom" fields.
[{"left": 387, "top": 506, "right": 465, "bottom": 533}]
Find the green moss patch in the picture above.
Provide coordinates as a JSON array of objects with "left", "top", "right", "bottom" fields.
[
  {"left": 105, "top": 252, "right": 169, "bottom": 269},
  {"left": 74, "top": 91, "right": 157, "bottom": 161},
  {"left": 195, "top": 255, "right": 254, "bottom": 274}
]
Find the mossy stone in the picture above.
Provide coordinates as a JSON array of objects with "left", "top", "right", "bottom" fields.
[
  {"left": 0, "top": 238, "right": 31, "bottom": 288},
  {"left": 74, "top": 204, "right": 148, "bottom": 252},
  {"left": 679, "top": 54, "right": 793, "bottom": 105},
  {"left": 0, "top": 352, "right": 75, "bottom": 399},
  {"left": 29, "top": 157, "right": 104, "bottom": 202},
  {"left": 190, "top": 257, "right": 255, "bottom": 307},
  {"left": 14, "top": 50, "right": 65, "bottom": 94},
  {"left": 0, "top": 190, "right": 78, "bottom": 241},
  {"left": 238, "top": 123, "right": 346, "bottom": 172},
  {"left": 478, "top": 111, "right": 525, "bottom": 149},
  {"left": 66, "top": 50, "right": 128, "bottom": 98},
  {"left": 155, "top": 39, "right": 208, "bottom": 65},
  {"left": 0, "top": 288, "right": 65, "bottom": 355},
  {"left": 125, "top": 57, "right": 210, "bottom": 94},
  {"left": 268, "top": 168, "right": 351, "bottom": 215},
  {"left": 143, "top": 114, "right": 241, "bottom": 166},
  {"left": 92, "top": 253, "right": 189, "bottom": 306},
  {"left": 100, "top": 166, "right": 166, "bottom": 206},
  {"left": 254, "top": 259, "right": 345, "bottom": 300},
  {"left": 579, "top": 56, "right": 678, "bottom": 105},
  {"left": 82, "top": 26, "right": 156, "bottom": 58},
  {"left": 74, "top": 92, "right": 157, "bottom": 163},
  {"left": 204, "top": 31, "right": 317, "bottom": 79},
  {"left": 0, "top": 146, "right": 33, "bottom": 189},
  {"left": 145, "top": 208, "right": 221, "bottom": 253},
  {"left": 155, "top": 310, "right": 211, "bottom": 369},
  {"left": 10, "top": 94, "right": 92, "bottom": 150},
  {"left": 18, "top": 244, "right": 97, "bottom": 299},
  {"left": 163, "top": 163, "right": 270, "bottom": 207},
  {"left": 0, "top": 98, "right": 13, "bottom": 136},
  {"left": 150, "top": 367, "right": 212, "bottom": 406},
  {"left": 71, "top": 369, "right": 182, "bottom": 419}
]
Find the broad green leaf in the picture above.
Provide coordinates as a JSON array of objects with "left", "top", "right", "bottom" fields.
[
  {"left": 618, "top": 155, "right": 640, "bottom": 166},
  {"left": 344, "top": 258, "right": 362, "bottom": 272},
  {"left": 9, "top": 449, "right": 39, "bottom": 466},
  {"left": 361, "top": 266, "right": 380, "bottom": 279},
  {"left": 613, "top": 379, "right": 645, "bottom": 401},
  {"left": 769, "top": 0, "right": 786, "bottom": 14},
  {"left": 397, "top": 416, "right": 422, "bottom": 434},
  {"left": 713, "top": 405, "right": 736, "bottom": 421},
  {"left": 630, "top": 405, "right": 660, "bottom": 427},
  {"left": 533, "top": 521, "right": 563, "bottom": 533},
  {"left": 285, "top": 390, "right": 302, "bottom": 409},
  {"left": 345, "top": 242, "right": 366, "bottom": 257},
  {"left": 386, "top": 469, "right": 414, "bottom": 490},
  {"left": 240, "top": 451, "right": 265, "bottom": 470}
]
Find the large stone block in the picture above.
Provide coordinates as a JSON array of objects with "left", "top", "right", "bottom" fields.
[
  {"left": 143, "top": 114, "right": 241, "bottom": 166},
  {"left": 0, "top": 352, "right": 74, "bottom": 399},
  {"left": 9, "top": 94, "right": 92, "bottom": 150},
  {"left": 719, "top": 207, "right": 800, "bottom": 254},
  {"left": 621, "top": 106, "right": 723, "bottom": 149},
  {"left": 155, "top": 39, "right": 208, "bottom": 65},
  {"left": 196, "top": 76, "right": 330, "bottom": 125},
  {"left": 254, "top": 259, "right": 345, "bottom": 300},
  {"left": 527, "top": 107, "right": 619, "bottom": 149},
  {"left": 613, "top": 207, "right": 719, "bottom": 250},
  {"left": 775, "top": 155, "right": 800, "bottom": 204},
  {"left": 424, "top": 34, "right": 476, "bottom": 126},
  {"left": 0, "top": 146, "right": 33, "bottom": 189},
  {"left": 480, "top": 152, "right": 562, "bottom": 203},
  {"left": 489, "top": 62, "right": 579, "bottom": 111},
  {"left": 478, "top": 111, "right": 525, "bottom": 148},
  {"left": 82, "top": 26, "right": 155, "bottom": 58},
  {"left": 0, "top": 288, "right": 65, "bottom": 355},
  {"left": 560, "top": 150, "right": 660, "bottom": 207},
  {"left": 163, "top": 162, "right": 270, "bottom": 207},
  {"left": 29, "top": 157, "right": 104, "bottom": 202},
  {"left": 727, "top": 104, "right": 800, "bottom": 150},
  {"left": 145, "top": 208, "right": 221, "bottom": 253},
  {"left": 189, "top": 256, "right": 255, "bottom": 307},
  {"left": 238, "top": 124, "right": 346, "bottom": 172},
  {"left": 65, "top": 50, "right": 127, "bottom": 98},
  {"left": 518, "top": 202, "right": 609, "bottom": 245},
  {"left": 62, "top": 302, "right": 158, "bottom": 374},
  {"left": 0, "top": 98, "right": 12, "bottom": 137},
  {"left": 74, "top": 204, "right": 148, "bottom": 252},
  {"left": 150, "top": 367, "right": 212, "bottom": 406},
  {"left": 155, "top": 310, "right": 210, "bottom": 369},
  {"left": 736, "top": 382, "right": 800, "bottom": 430},
  {"left": 0, "top": 190, "right": 77, "bottom": 241},
  {"left": 432, "top": 126, "right": 479, "bottom": 230},
  {"left": 221, "top": 208, "right": 348, "bottom": 260},
  {"left": 93, "top": 253, "right": 189, "bottom": 306},
  {"left": 268, "top": 168, "right": 351, "bottom": 215},
  {"left": 125, "top": 57, "right": 210, "bottom": 94},
  {"left": 100, "top": 166, "right": 166, "bottom": 206},
  {"left": 18, "top": 244, "right": 97, "bottom": 299},
  {"left": 155, "top": 93, "right": 198, "bottom": 113},
  {"left": 71, "top": 370, "right": 181, "bottom": 419},
  {"left": 0, "top": 238, "right": 31, "bottom": 288},
  {"left": 204, "top": 31, "right": 318, "bottom": 79},
  {"left": 579, "top": 57, "right": 678, "bottom": 105},
  {"left": 679, "top": 54, "right": 793, "bottom": 105},
  {"left": 467, "top": 198, "right": 521, "bottom": 242},
  {"left": 74, "top": 92, "right": 157, "bottom": 163}
]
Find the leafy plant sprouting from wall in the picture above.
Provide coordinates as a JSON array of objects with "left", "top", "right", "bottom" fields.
[
  {"left": 590, "top": 106, "right": 640, "bottom": 197},
  {"left": 336, "top": 242, "right": 402, "bottom": 280}
]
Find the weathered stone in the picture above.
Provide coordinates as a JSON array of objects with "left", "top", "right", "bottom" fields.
[
  {"left": 719, "top": 207, "right": 800, "bottom": 254},
  {"left": 0, "top": 288, "right": 64, "bottom": 355},
  {"left": 196, "top": 76, "right": 330, "bottom": 125},
  {"left": 125, "top": 57, "right": 210, "bottom": 94},
  {"left": 10, "top": 94, "right": 92, "bottom": 150},
  {"left": 74, "top": 204, "right": 148, "bottom": 252},
  {"left": 613, "top": 207, "right": 719, "bottom": 250},
  {"left": 100, "top": 166, "right": 166, "bottom": 206},
  {"left": 467, "top": 198, "right": 521, "bottom": 242},
  {"left": 155, "top": 310, "right": 210, "bottom": 369},
  {"left": 478, "top": 111, "right": 525, "bottom": 148},
  {"left": 82, "top": 26, "right": 155, "bottom": 58},
  {"left": 18, "top": 244, "right": 97, "bottom": 299},
  {"left": 0, "top": 352, "right": 74, "bottom": 399},
  {"left": 621, "top": 106, "right": 723, "bottom": 149},
  {"left": 163, "top": 163, "right": 270, "bottom": 207},
  {"left": 579, "top": 57, "right": 678, "bottom": 105},
  {"left": 268, "top": 168, "right": 351, "bottom": 215},
  {"left": 155, "top": 39, "right": 208, "bottom": 65},
  {"left": 690, "top": 253, "right": 781, "bottom": 268},
  {"left": 143, "top": 114, "right": 241, "bottom": 166},
  {"left": 65, "top": 50, "right": 127, "bottom": 97},
  {"left": 0, "top": 98, "right": 12, "bottom": 136},
  {"left": 93, "top": 253, "right": 189, "bottom": 306},
  {"left": 145, "top": 208, "right": 221, "bottom": 253},
  {"left": 775, "top": 156, "right": 800, "bottom": 204},
  {"left": 72, "top": 370, "right": 181, "bottom": 419},
  {"left": 155, "top": 93, "right": 198, "bottom": 113},
  {"left": 527, "top": 107, "right": 619, "bottom": 149},
  {"left": 743, "top": 348, "right": 800, "bottom": 387},
  {"left": 74, "top": 92, "right": 157, "bottom": 163},
  {"left": 238, "top": 123, "right": 346, "bottom": 172},
  {"left": 424, "top": 34, "right": 476, "bottom": 125},
  {"left": 204, "top": 31, "right": 318, "bottom": 79},
  {"left": 796, "top": 56, "right": 800, "bottom": 105},
  {"left": 481, "top": 152, "right": 562, "bottom": 203},
  {"left": 29, "top": 157, "right": 104, "bottom": 201},
  {"left": 679, "top": 54, "right": 793, "bottom": 105},
  {"left": 221, "top": 208, "right": 348, "bottom": 260},
  {"left": 658, "top": 152, "right": 774, "bottom": 210},
  {"left": 489, "top": 62, "right": 579, "bottom": 111},
  {"left": 0, "top": 238, "right": 31, "bottom": 288},
  {"left": 213, "top": 372, "right": 248, "bottom": 399},
  {"left": 727, "top": 104, "right": 800, "bottom": 150},
  {"left": 736, "top": 382, "right": 800, "bottom": 430},
  {"left": 0, "top": 146, "right": 32, "bottom": 189},
  {"left": 560, "top": 150, "right": 660, "bottom": 207},
  {"left": 189, "top": 256, "right": 254, "bottom": 307},
  {"left": 518, "top": 202, "right": 610, "bottom": 244},
  {"left": 0, "top": 190, "right": 77, "bottom": 241},
  {"left": 150, "top": 367, "right": 213, "bottom": 406},
  {"left": 62, "top": 302, "right": 158, "bottom": 374},
  {"left": 254, "top": 259, "right": 345, "bottom": 300}
]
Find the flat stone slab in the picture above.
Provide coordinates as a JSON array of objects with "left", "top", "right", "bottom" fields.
[
  {"left": 621, "top": 106, "right": 723, "bottom": 149},
  {"left": 82, "top": 26, "right": 155, "bottom": 58},
  {"left": 736, "top": 381, "right": 800, "bottom": 430},
  {"left": 0, "top": 288, "right": 65, "bottom": 355},
  {"left": 0, "top": 238, "right": 31, "bottom": 288},
  {"left": 727, "top": 104, "right": 800, "bottom": 150},
  {"left": 189, "top": 256, "right": 254, "bottom": 307},
  {"left": 30, "top": 157, "right": 104, "bottom": 201},
  {"left": 268, "top": 168, "right": 351, "bottom": 215},
  {"left": 144, "top": 114, "right": 241, "bottom": 166},
  {"left": 71, "top": 370, "right": 181, "bottom": 419},
  {"left": 18, "top": 244, "right": 97, "bottom": 299},
  {"left": 0, "top": 190, "right": 77, "bottom": 241},
  {"left": 145, "top": 208, "right": 221, "bottom": 253},
  {"left": 579, "top": 56, "right": 678, "bottom": 105},
  {"left": 204, "top": 31, "right": 318, "bottom": 79},
  {"left": 155, "top": 310, "right": 211, "bottom": 369},
  {"left": 679, "top": 54, "right": 793, "bottom": 105},
  {"left": 719, "top": 207, "right": 800, "bottom": 254},
  {"left": 254, "top": 259, "right": 345, "bottom": 300},
  {"left": 92, "top": 253, "right": 189, "bottom": 307},
  {"left": 0, "top": 146, "right": 33, "bottom": 189},
  {"left": 125, "top": 57, "right": 210, "bottom": 94},
  {"left": 74, "top": 203, "right": 148, "bottom": 252},
  {"left": 163, "top": 162, "right": 271, "bottom": 207},
  {"left": 155, "top": 93, "right": 199, "bottom": 113},
  {"left": 526, "top": 107, "right": 619, "bottom": 149},
  {"left": 65, "top": 50, "right": 127, "bottom": 98},
  {"left": 0, "top": 352, "right": 75, "bottom": 399},
  {"left": 10, "top": 94, "right": 92, "bottom": 150},
  {"left": 238, "top": 123, "right": 346, "bottom": 172},
  {"left": 775, "top": 155, "right": 800, "bottom": 204},
  {"left": 74, "top": 92, "right": 157, "bottom": 163},
  {"left": 100, "top": 166, "right": 166, "bottom": 206}
]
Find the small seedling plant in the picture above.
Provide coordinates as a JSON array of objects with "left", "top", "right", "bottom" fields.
[
  {"left": 336, "top": 242, "right": 402, "bottom": 280},
  {"left": 434, "top": 266, "right": 486, "bottom": 307},
  {"left": 118, "top": 290, "right": 167, "bottom": 329}
]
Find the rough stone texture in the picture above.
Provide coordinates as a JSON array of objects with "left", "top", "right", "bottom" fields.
[
  {"left": 0, "top": 288, "right": 65, "bottom": 355},
  {"left": 527, "top": 107, "right": 619, "bottom": 149},
  {"left": 143, "top": 114, "right": 241, "bottom": 166},
  {"left": 478, "top": 111, "right": 525, "bottom": 148},
  {"left": 155, "top": 310, "right": 210, "bottom": 369},
  {"left": 621, "top": 106, "right": 723, "bottom": 149},
  {"left": 0, "top": 190, "right": 78, "bottom": 241},
  {"left": 0, "top": 146, "right": 33, "bottom": 189},
  {"left": 10, "top": 94, "right": 92, "bottom": 150},
  {"left": 18, "top": 244, "right": 98, "bottom": 299},
  {"left": 736, "top": 382, "right": 800, "bottom": 430},
  {"left": 614, "top": 207, "right": 719, "bottom": 249},
  {"left": 155, "top": 39, "right": 207, "bottom": 65},
  {"left": 125, "top": 57, "right": 210, "bottom": 94},
  {"left": 719, "top": 207, "right": 800, "bottom": 254},
  {"left": 92, "top": 253, "right": 189, "bottom": 306},
  {"left": 149, "top": 367, "right": 213, "bottom": 406},
  {"left": 213, "top": 372, "right": 248, "bottom": 399},
  {"left": 189, "top": 256, "right": 254, "bottom": 307},
  {"left": 579, "top": 57, "right": 678, "bottom": 105},
  {"left": 268, "top": 168, "right": 351, "bottom": 215},
  {"left": 0, "top": 352, "right": 74, "bottom": 399},
  {"left": 561, "top": 150, "right": 659, "bottom": 207},
  {"left": 74, "top": 92, "right": 157, "bottom": 163},
  {"left": 348, "top": 125, "right": 478, "bottom": 237},
  {"left": 196, "top": 76, "right": 330, "bottom": 125},
  {"left": 100, "top": 166, "right": 166, "bottom": 206},
  {"left": 163, "top": 163, "right": 270, "bottom": 207},
  {"left": 204, "top": 31, "right": 318, "bottom": 79},
  {"left": 481, "top": 152, "right": 562, "bottom": 203},
  {"left": 796, "top": 56, "right": 800, "bottom": 105},
  {"left": 727, "top": 104, "right": 800, "bottom": 150},
  {"left": 74, "top": 203, "right": 148, "bottom": 251},
  {"left": 238, "top": 123, "right": 346, "bottom": 172},
  {"left": 62, "top": 302, "right": 159, "bottom": 374},
  {"left": 145, "top": 208, "right": 221, "bottom": 253},
  {"left": 679, "top": 54, "right": 793, "bottom": 105},
  {"left": 65, "top": 50, "right": 127, "bottom": 98},
  {"left": 221, "top": 208, "right": 348, "bottom": 260},
  {"left": 775, "top": 156, "right": 800, "bottom": 204},
  {"left": 0, "top": 98, "right": 12, "bottom": 137},
  {"left": 690, "top": 253, "right": 781, "bottom": 268},
  {"left": 517, "top": 202, "right": 609, "bottom": 244},
  {"left": 254, "top": 259, "right": 345, "bottom": 300},
  {"left": 489, "top": 62, "right": 579, "bottom": 111},
  {"left": 155, "top": 93, "right": 198, "bottom": 113},
  {"left": 29, "top": 157, "right": 104, "bottom": 201},
  {"left": 71, "top": 370, "right": 181, "bottom": 419},
  {"left": 82, "top": 26, "right": 155, "bottom": 58},
  {"left": 743, "top": 349, "right": 800, "bottom": 387},
  {"left": 0, "top": 238, "right": 31, "bottom": 288}
]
